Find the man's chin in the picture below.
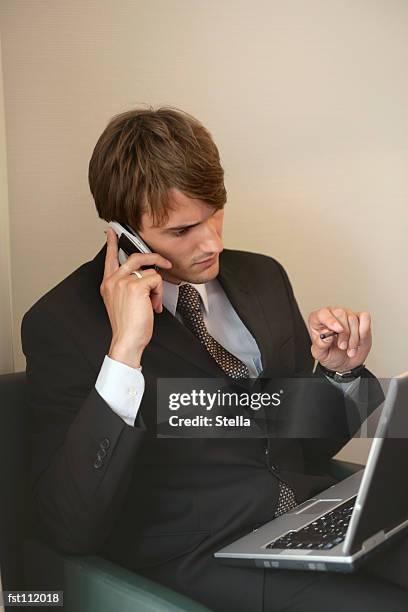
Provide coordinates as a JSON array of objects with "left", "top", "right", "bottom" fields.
[
  {"left": 186, "top": 259, "right": 219, "bottom": 284},
  {"left": 160, "top": 258, "right": 220, "bottom": 285},
  {"left": 185, "top": 257, "right": 220, "bottom": 284}
]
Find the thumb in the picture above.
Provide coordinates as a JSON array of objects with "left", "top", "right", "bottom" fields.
[{"left": 311, "top": 334, "right": 335, "bottom": 361}]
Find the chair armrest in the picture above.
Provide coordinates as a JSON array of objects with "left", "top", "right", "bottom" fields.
[
  {"left": 23, "top": 539, "right": 212, "bottom": 612},
  {"left": 325, "top": 458, "right": 364, "bottom": 481}
]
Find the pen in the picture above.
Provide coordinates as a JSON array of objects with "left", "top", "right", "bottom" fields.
[{"left": 320, "top": 331, "right": 339, "bottom": 340}]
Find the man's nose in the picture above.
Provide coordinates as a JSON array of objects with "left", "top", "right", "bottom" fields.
[{"left": 198, "top": 222, "right": 223, "bottom": 254}]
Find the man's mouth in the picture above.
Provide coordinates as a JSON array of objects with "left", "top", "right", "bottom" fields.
[{"left": 194, "top": 255, "right": 217, "bottom": 267}]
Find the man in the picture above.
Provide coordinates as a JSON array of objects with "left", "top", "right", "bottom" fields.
[{"left": 22, "top": 108, "right": 408, "bottom": 611}]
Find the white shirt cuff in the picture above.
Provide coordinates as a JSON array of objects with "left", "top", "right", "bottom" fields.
[{"left": 95, "top": 355, "right": 145, "bottom": 427}]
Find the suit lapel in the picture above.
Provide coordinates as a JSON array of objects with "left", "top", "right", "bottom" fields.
[
  {"left": 83, "top": 245, "right": 116, "bottom": 373},
  {"left": 217, "top": 260, "right": 277, "bottom": 379},
  {"left": 150, "top": 308, "right": 224, "bottom": 377}
]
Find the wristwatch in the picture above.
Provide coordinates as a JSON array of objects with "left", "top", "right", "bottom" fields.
[{"left": 318, "top": 362, "right": 366, "bottom": 383}]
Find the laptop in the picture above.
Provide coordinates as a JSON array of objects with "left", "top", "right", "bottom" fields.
[{"left": 215, "top": 372, "right": 408, "bottom": 572}]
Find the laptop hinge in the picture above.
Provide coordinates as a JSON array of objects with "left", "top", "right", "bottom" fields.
[{"left": 361, "top": 530, "right": 386, "bottom": 552}]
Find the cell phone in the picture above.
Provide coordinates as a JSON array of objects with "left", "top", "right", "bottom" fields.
[{"left": 108, "top": 221, "right": 157, "bottom": 270}]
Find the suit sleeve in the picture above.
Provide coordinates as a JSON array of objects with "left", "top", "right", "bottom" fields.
[
  {"left": 276, "top": 261, "right": 384, "bottom": 464},
  {"left": 21, "top": 306, "right": 146, "bottom": 555}
]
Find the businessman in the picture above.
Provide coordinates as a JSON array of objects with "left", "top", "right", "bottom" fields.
[{"left": 22, "top": 108, "right": 408, "bottom": 611}]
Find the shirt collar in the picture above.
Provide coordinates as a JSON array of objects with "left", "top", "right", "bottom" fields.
[{"left": 163, "top": 279, "right": 209, "bottom": 316}]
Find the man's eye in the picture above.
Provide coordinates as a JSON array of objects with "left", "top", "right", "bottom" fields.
[{"left": 174, "top": 227, "right": 189, "bottom": 237}]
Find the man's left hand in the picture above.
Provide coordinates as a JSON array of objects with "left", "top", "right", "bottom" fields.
[{"left": 308, "top": 307, "right": 372, "bottom": 372}]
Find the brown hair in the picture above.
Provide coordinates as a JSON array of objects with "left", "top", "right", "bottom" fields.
[{"left": 88, "top": 107, "right": 227, "bottom": 230}]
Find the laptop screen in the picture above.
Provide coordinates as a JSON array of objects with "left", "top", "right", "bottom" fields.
[{"left": 348, "top": 375, "right": 408, "bottom": 553}]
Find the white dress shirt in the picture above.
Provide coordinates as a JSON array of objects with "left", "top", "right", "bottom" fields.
[{"left": 95, "top": 278, "right": 361, "bottom": 426}]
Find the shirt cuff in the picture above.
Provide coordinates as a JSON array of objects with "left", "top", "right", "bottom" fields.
[
  {"left": 324, "top": 374, "right": 361, "bottom": 398},
  {"left": 95, "top": 355, "right": 145, "bottom": 427}
]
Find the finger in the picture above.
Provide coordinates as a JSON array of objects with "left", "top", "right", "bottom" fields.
[
  {"left": 346, "top": 312, "right": 360, "bottom": 358},
  {"left": 131, "top": 268, "right": 157, "bottom": 279},
  {"left": 357, "top": 311, "right": 372, "bottom": 344},
  {"left": 103, "top": 228, "right": 120, "bottom": 278},
  {"left": 138, "top": 271, "right": 164, "bottom": 313},
  {"left": 330, "top": 308, "right": 351, "bottom": 351},
  {"left": 310, "top": 307, "right": 344, "bottom": 336},
  {"left": 131, "top": 268, "right": 155, "bottom": 280},
  {"left": 150, "top": 284, "right": 164, "bottom": 313},
  {"left": 128, "top": 269, "right": 164, "bottom": 313},
  {"left": 312, "top": 322, "right": 340, "bottom": 358},
  {"left": 311, "top": 333, "right": 336, "bottom": 362},
  {"left": 118, "top": 252, "right": 172, "bottom": 277}
]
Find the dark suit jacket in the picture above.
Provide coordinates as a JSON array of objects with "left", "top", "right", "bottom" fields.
[{"left": 21, "top": 246, "right": 383, "bottom": 611}]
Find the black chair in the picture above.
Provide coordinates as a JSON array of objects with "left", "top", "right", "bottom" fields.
[
  {"left": 0, "top": 372, "right": 210, "bottom": 611},
  {"left": 0, "top": 372, "right": 28, "bottom": 595}
]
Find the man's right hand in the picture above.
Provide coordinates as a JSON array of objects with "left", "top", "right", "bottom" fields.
[{"left": 100, "top": 228, "right": 172, "bottom": 368}]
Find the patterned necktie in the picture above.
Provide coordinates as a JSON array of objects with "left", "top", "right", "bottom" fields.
[
  {"left": 176, "top": 283, "right": 250, "bottom": 379},
  {"left": 177, "top": 283, "right": 296, "bottom": 516},
  {"left": 274, "top": 481, "right": 297, "bottom": 517}
]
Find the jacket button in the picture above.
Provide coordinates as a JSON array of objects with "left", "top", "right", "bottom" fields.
[
  {"left": 101, "top": 438, "right": 110, "bottom": 449},
  {"left": 97, "top": 448, "right": 107, "bottom": 459},
  {"left": 94, "top": 457, "right": 103, "bottom": 469}
]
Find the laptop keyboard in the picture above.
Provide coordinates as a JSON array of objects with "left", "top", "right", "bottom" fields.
[{"left": 266, "top": 496, "right": 357, "bottom": 550}]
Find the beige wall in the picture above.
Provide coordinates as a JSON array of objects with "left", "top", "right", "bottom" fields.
[
  {"left": 1, "top": 1, "right": 407, "bottom": 463},
  {"left": 0, "top": 34, "right": 14, "bottom": 374}
]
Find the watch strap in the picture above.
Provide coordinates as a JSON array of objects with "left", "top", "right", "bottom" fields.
[{"left": 317, "top": 362, "right": 366, "bottom": 383}]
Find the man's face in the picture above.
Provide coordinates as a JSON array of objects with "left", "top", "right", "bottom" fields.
[{"left": 138, "top": 188, "right": 224, "bottom": 284}]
